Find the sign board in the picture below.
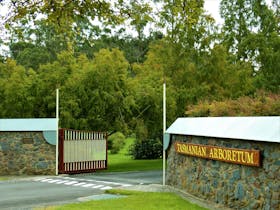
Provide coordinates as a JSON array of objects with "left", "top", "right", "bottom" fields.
[{"left": 174, "top": 142, "right": 260, "bottom": 167}]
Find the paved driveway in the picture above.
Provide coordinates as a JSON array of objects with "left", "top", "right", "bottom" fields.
[{"left": 0, "top": 170, "right": 162, "bottom": 209}]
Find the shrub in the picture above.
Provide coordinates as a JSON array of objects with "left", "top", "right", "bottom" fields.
[
  {"left": 108, "top": 132, "right": 126, "bottom": 154},
  {"left": 129, "top": 138, "right": 162, "bottom": 160},
  {"left": 186, "top": 91, "right": 280, "bottom": 117}
]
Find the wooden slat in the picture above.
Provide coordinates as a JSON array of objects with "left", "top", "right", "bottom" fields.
[{"left": 59, "top": 129, "right": 108, "bottom": 174}]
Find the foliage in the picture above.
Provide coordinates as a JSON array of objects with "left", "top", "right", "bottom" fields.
[
  {"left": 0, "top": 0, "right": 279, "bottom": 158},
  {"left": 1, "top": 0, "right": 153, "bottom": 51},
  {"left": 0, "top": 59, "right": 37, "bottom": 118},
  {"left": 8, "top": 20, "right": 68, "bottom": 69},
  {"left": 107, "top": 137, "right": 162, "bottom": 172},
  {"left": 108, "top": 132, "right": 126, "bottom": 154},
  {"left": 186, "top": 92, "right": 280, "bottom": 117},
  {"left": 129, "top": 138, "right": 162, "bottom": 160},
  {"left": 220, "top": 0, "right": 280, "bottom": 92},
  {"left": 160, "top": 0, "right": 217, "bottom": 53}
]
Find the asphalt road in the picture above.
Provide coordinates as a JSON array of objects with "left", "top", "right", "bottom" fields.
[
  {"left": 75, "top": 170, "right": 163, "bottom": 185},
  {"left": 0, "top": 170, "right": 162, "bottom": 209}
]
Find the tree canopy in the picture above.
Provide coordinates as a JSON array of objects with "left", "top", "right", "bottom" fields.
[{"left": 0, "top": 0, "right": 279, "bottom": 142}]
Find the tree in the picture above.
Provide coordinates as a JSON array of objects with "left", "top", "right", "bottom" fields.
[
  {"left": 125, "top": 1, "right": 153, "bottom": 40},
  {"left": 9, "top": 42, "right": 53, "bottom": 70},
  {"left": 8, "top": 20, "right": 69, "bottom": 70},
  {"left": 0, "top": 59, "right": 36, "bottom": 117},
  {"left": 130, "top": 40, "right": 177, "bottom": 139},
  {"left": 31, "top": 51, "right": 77, "bottom": 118},
  {"left": 220, "top": 0, "right": 280, "bottom": 92},
  {"left": 76, "top": 31, "right": 163, "bottom": 64},
  {"left": 160, "top": 0, "right": 217, "bottom": 54},
  {"left": 1, "top": 0, "right": 154, "bottom": 50},
  {"left": 255, "top": 32, "right": 280, "bottom": 92},
  {"left": 61, "top": 48, "right": 135, "bottom": 133}
]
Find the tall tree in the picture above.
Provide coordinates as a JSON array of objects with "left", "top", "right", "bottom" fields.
[
  {"left": 9, "top": 42, "right": 53, "bottom": 70},
  {"left": 0, "top": 59, "right": 36, "bottom": 117},
  {"left": 125, "top": 1, "right": 153, "bottom": 40},
  {"left": 160, "top": 0, "right": 217, "bottom": 54},
  {"left": 61, "top": 48, "right": 135, "bottom": 133},
  {"left": 1, "top": 0, "right": 154, "bottom": 49},
  {"left": 220, "top": 0, "right": 280, "bottom": 92}
]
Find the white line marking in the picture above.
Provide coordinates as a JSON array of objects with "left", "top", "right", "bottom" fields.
[
  {"left": 101, "top": 186, "right": 113, "bottom": 190},
  {"left": 92, "top": 185, "right": 104, "bottom": 189},
  {"left": 81, "top": 183, "right": 96, "bottom": 187},
  {"left": 63, "top": 177, "right": 76, "bottom": 180},
  {"left": 73, "top": 182, "right": 87, "bottom": 186},
  {"left": 121, "top": 184, "right": 132, "bottom": 187},
  {"left": 33, "top": 177, "right": 134, "bottom": 190},
  {"left": 94, "top": 180, "right": 127, "bottom": 186},
  {"left": 64, "top": 181, "right": 79, "bottom": 185},
  {"left": 47, "top": 179, "right": 62, "bottom": 183},
  {"left": 33, "top": 177, "right": 48, "bottom": 181},
  {"left": 40, "top": 179, "right": 54, "bottom": 182},
  {"left": 54, "top": 180, "right": 69, "bottom": 184}
]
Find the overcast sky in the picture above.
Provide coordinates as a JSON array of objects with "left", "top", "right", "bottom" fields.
[{"left": 204, "top": 0, "right": 223, "bottom": 24}]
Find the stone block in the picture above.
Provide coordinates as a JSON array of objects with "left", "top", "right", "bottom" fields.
[
  {"left": 273, "top": 160, "right": 280, "bottom": 166},
  {"left": 234, "top": 182, "right": 244, "bottom": 200},
  {"left": 264, "top": 203, "right": 271, "bottom": 210},
  {"left": 272, "top": 192, "right": 279, "bottom": 201},
  {"left": 249, "top": 200, "right": 261, "bottom": 209},
  {"left": 0, "top": 142, "right": 9, "bottom": 151},
  {"left": 271, "top": 151, "right": 280, "bottom": 159},
  {"left": 253, "top": 188, "right": 260, "bottom": 199},
  {"left": 36, "top": 161, "right": 48, "bottom": 169}
]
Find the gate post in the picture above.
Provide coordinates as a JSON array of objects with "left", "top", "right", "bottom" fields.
[
  {"left": 58, "top": 128, "right": 65, "bottom": 174},
  {"left": 105, "top": 132, "right": 108, "bottom": 169}
]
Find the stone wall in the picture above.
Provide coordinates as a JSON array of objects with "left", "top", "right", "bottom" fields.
[
  {"left": 0, "top": 131, "right": 56, "bottom": 175},
  {"left": 166, "top": 135, "right": 280, "bottom": 210}
]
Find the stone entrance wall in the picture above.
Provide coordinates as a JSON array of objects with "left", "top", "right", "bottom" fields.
[
  {"left": 166, "top": 135, "right": 280, "bottom": 210},
  {"left": 0, "top": 131, "right": 56, "bottom": 175}
]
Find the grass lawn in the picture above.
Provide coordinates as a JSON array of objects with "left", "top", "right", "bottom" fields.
[
  {"left": 106, "top": 137, "right": 163, "bottom": 172},
  {"left": 38, "top": 189, "right": 208, "bottom": 210},
  {"left": 0, "top": 176, "right": 9, "bottom": 181},
  {"left": 0, "top": 175, "right": 31, "bottom": 181}
]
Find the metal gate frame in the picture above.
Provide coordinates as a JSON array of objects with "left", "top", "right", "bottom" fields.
[{"left": 58, "top": 128, "right": 108, "bottom": 174}]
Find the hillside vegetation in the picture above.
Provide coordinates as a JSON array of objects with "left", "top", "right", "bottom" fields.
[{"left": 0, "top": 1, "right": 279, "bottom": 159}]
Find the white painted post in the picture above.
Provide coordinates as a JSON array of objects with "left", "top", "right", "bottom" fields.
[
  {"left": 56, "top": 89, "right": 59, "bottom": 175},
  {"left": 163, "top": 81, "right": 166, "bottom": 186}
]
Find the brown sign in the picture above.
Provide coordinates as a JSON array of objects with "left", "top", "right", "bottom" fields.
[{"left": 174, "top": 142, "right": 260, "bottom": 167}]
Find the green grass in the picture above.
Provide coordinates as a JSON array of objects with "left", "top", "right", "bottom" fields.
[
  {"left": 106, "top": 137, "right": 163, "bottom": 172},
  {"left": 0, "top": 176, "right": 9, "bottom": 181},
  {"left": 0, "top": 175, "right": 31, "bottom": 181},
  {"left": 39, "top": 189, "right": 208, "bottom": 210}
]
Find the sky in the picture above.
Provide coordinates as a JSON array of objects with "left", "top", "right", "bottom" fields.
[
  {"left": 204, "top": 0, "right": 273, "bottom": 25},
  {"left": 204, "top": 0, "right": 223, "bottom": 24}
]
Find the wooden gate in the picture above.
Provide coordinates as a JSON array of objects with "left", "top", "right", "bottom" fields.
[{"left": 58, "top": 129, "right": 107, "bottom": 174}]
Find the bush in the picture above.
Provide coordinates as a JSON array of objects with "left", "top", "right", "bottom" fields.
[
  {"left": 108, "top": 132, "right": 126, "bottom": 154},
  {"left": 129, "top": 138, "right": 162, "bottom": 160},
  {"left": 186, "top": 91, "right": 280, "bottom": 117}
]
